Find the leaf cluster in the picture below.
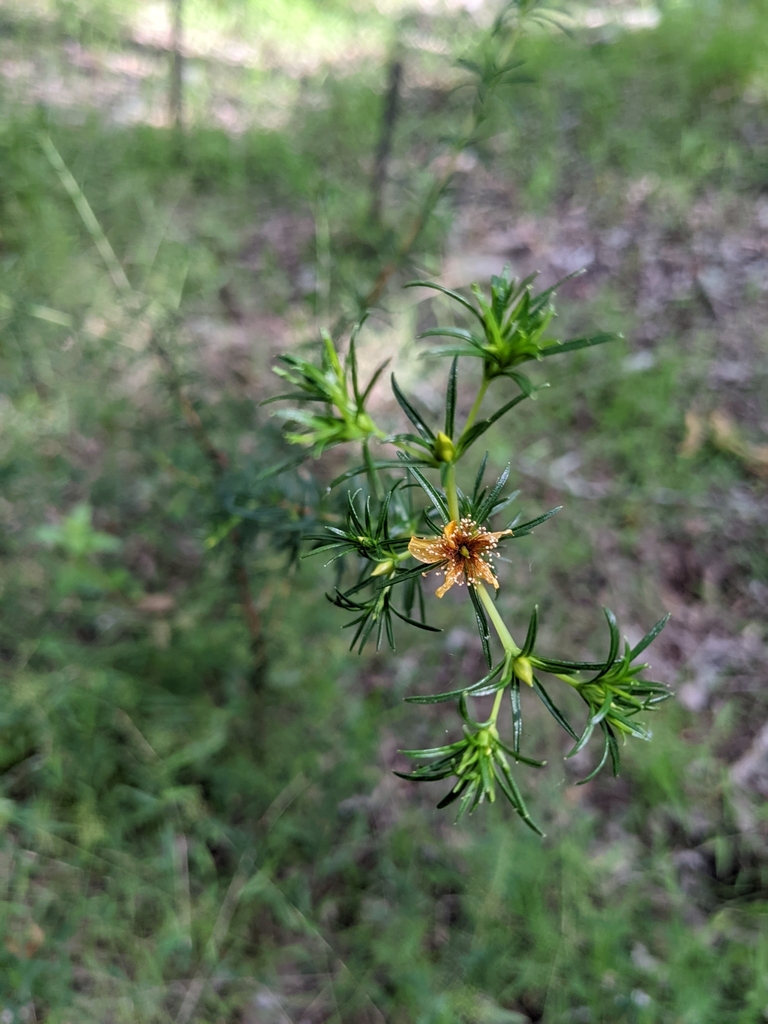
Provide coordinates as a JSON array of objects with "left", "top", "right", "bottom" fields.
[
  {"left": 409, "top": 266, "right": 618, "bottom": 390},
  {"left": 307, "top": 485, "right": 442, "bottom": 653},
  {"left": 268, "top": 325, "right": 387, "bottom": 455},
  {"left": 404, "top": 604, "right": 673, "bottom": 819},
  {"left": 396, "top": 706, "right": 544, "bottom": 833}
]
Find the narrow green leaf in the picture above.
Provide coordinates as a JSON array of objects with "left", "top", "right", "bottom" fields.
[
  {"left": 590, "top": 689, "right": 615, "bottom": 726},
  {"left": 437, "top": 780, "right": 470, "bottom": 809},
  {"left": 445, "top": 356, "right": 458, "bottom": 440},
  {"left": 539, "top": 332, "right": 618, "bottom": 358},
  {"left": 379, "top": 559, "right": 447, "bottom": 590},
  {"left": 469, "top": 584, "right": 493, "bottom": 667},
  {"left": 576, "top": 729, "right": 610, "bottom": 785},
  {"left": 534, "top": 656, "right": 607, "bottom": 672},
  {"left": 479, "top": 754, "right": 495, "bottom": 802},
  {"left": 528, "top": 269, "right": 585, "bottom": 314},
  {"left": 421, "top": 345, "right": 482, "bottom": 360},
  {"left": 386, "top": 610, "right": 396, "bottom": 650},
  {"left": 348, "top": 334, "right": 361, "bottom": 406},
  {"left": 505, "top": 369, "right": 536, "bottom": 395},
  {"left": 390, "top": 605, "right": 442, "bottom": 633},
  {"left": 595, "top": 608, "right": 620, "bottom": 680},
  {"left": 400, "top": 456, "right": 450, "bottom": 521},
  {"left": 495, "top": 762, "right": 544, "bottom": 836},
  {"left": 522, "top": 605, "right": 538, "bottom": 657},
  {"left": 497, "top": 741, "right": 546, "bottom": 769},
  {"left": 567, "top": 719, "right": 595, "bottom": 758},
  {"left": 395, "top": 768, "right": 454, "bottom": 783},
  {"left": 261, "top": 391, "right": 328, "bottom": 406},
  {"left": 630, "top": 613, "right": 671, "bottom": 659},
  {"left": 509, "top": 679, "right": 522, "bottom": 753},
  {"left": 405, "top": 661, "right": 504, "bottom": 704},
  {"left": 404, "top": 280, "right": 484, "bottom": 322},
  {"left": 606, "top": 726, "right": 621, "bottom": 775},
  {"left": 329, "top": 459, "right": 429, "bottom": 489},
  {"left": 391, "top": 374, "right": 435, "bottom": 442},
  {"left": 472, "top": 452, "right": 489, "bottom": 503},
  {"left": 509, "top": 506, "right": 562, "bottom": 536},
  {"left": 383, "top": 433, "right": 434, "bottom": 451},
  {"left": 360, "top": 357, "right": 391, "bottom": 406},
  {"left": 476, "top": 464, "right": 511, "bottom": 523},
  {"left": 533, "top": 676, "right": 578, "bottom": 740},
  {"left": 456, "top": 389, "right": 536, "bottom": 454},
  {"left": 419, "top": 325, "right": 483, "bottom": 346},
  {"left": 399, "top": 741, "right": 466, "bottom": 758}
]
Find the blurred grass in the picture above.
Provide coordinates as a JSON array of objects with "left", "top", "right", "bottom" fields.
[{"left": 0, "top": 0, "right": 767, "bottom": 1021}]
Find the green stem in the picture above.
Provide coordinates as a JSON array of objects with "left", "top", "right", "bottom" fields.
[
  {"left": 477, "top": 583, "right": 520, "bottom": 656},
  {"left": 489, "top": 685, "right": 505, "bottom": 726},
  {"left": 445, "top": 462, "right": 460, "bottom": 522},
  {"left": 553, "top": 672, "right": 581, "bottom": 690},
  {"left": 462, "top": 378, "right": 489, "bottom": 436}
]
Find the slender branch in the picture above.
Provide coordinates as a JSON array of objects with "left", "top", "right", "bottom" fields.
[
  {"left": 331, "top": 11, "right": 530, "bottom": 335},
  {"left": 463, "top": 378, "right": 489, "bottom": 435},
  {"left": 151, "top": 334, "right": 229, "bottom": 475},
  {"left": 477, "top": 582, "right": 519, "bottom": 655},
  {"left": 357, "top": 152, "right": 461, "bottom": 317},
  {"left": 151, "top": 333, "right": 266, "bottom": 663},
  {"left": 169, "top": 0, "right": 184, "bottom": 129},
  {"left": 489, "top": 685, "right": 505, "bottom": 725},
  {"left": 39, "top": 133, "right": 132, "bottom": 296},
  {"left": 148, "top": 331, "right": 268, "bottom": 662},
  {"left": 231, "top": 532, "right": 266, "bottom": 673},
  {"left": 445, "top": 463, "right": 460, "bottom": 521},
  {"left": 370, "top": 52, "right": 403, "bottom": 225}
]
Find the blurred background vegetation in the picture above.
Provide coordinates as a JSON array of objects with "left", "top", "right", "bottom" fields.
[{"left": 1, "top": 0, "right": 768, "bottom": 1020}]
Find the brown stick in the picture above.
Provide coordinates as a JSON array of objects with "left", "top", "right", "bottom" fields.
[
  {"left": 152, "top": 336, "right": 229, "bottom": 476},
  {"left": 232, "top": 539, "right": 267, "bottom": 676},
  {"left": 369, "top": 55, "right": 403, "bottom": 226},
  {"left": 151, "top": 333, "right": 266, "bottom": 663},
  {"left": 169, "top": 0, "right": 184, "bottom": 129},
  {"left": 344, "top": 151, "right": 461, "bottom": 330}
]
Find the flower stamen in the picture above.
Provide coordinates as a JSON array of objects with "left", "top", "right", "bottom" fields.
[{"left": 408, "top": 518, "right": 512, "bottom": 598}]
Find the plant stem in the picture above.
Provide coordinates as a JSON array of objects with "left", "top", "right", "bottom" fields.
[
  {"left": 477, "top": 583, "right": 520, "bottom": 656},
  {"left": 554, "top": 672, "right": 581, "bottom": 690},
  {"left": 462, "top": 378, "right": 489, "bottom": 435},
  {"left": 445, "top": 462, "right": 460, "bottom": 521},
  {"left": 489, "top": 685, "right": 505, "bottom": 725}
]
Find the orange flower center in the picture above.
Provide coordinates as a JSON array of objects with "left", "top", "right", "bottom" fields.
[{"left": 408, "top": 518, "right": 512, "bottom": 598}]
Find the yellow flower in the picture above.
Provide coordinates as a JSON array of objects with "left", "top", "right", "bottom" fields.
[{"left": 408, "top": 518, "right": 512, "bottom": 598}]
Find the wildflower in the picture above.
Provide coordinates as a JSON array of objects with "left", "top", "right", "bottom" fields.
[{"left": 408, "top": 517, "right": 511, "bottom": 598}]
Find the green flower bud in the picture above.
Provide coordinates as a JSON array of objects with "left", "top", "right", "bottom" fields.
[
  {"left": 371, "top": 558, "right": 397, "bottom": 578},
  {"left": 512, "top": 655, "right": 534, "bottom": 687},
  {"left": 433, "top": 431, "right": 456, "bottom": 463}
]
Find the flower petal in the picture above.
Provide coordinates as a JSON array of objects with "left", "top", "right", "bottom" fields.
[
  {"left": 408, "top": 536, "right": 448, "bottom": 564},
  {"left": 436, "top": 562, "right": 464, "bottom": 598},
  {"left": 469, "top": 557, "right": 499, "bottom": 589}
]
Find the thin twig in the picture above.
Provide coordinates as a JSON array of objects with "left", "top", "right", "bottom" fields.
[
  {"left": 332, "top": 151, "right": 461, "bottom": 340},
  {"left": 169, "top": 0, "right": 184, "bottom": 129},
  {"left": 174, "top": 832, "right": 193, "bottom": 947},
  {"left": 369, "top": 53, "right": 403, "bottom": 225},
  {"left": 150, "top": 331, "right": 230, "bottom": 476},
  {"left": 39, "top": 133, "right": 132, "bottom": 296}
]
